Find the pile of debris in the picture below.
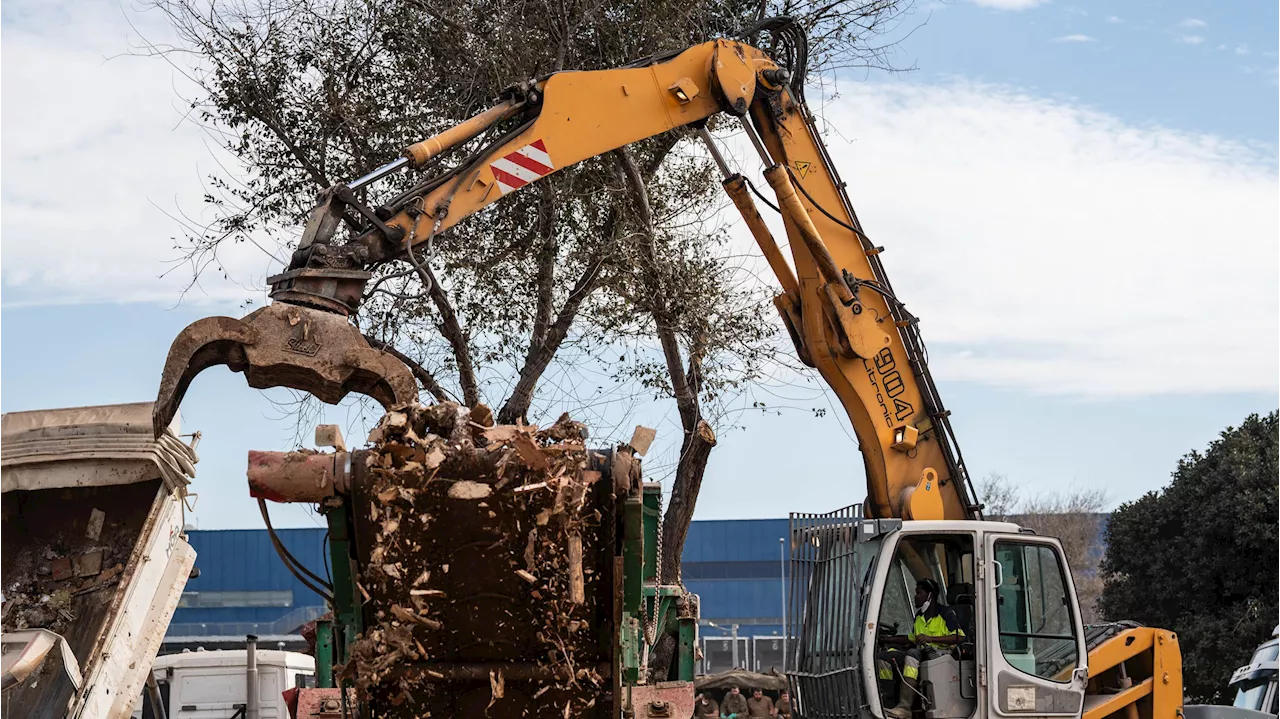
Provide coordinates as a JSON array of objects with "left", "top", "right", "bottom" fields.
[
  {"left": 2, "top": 501, "right": 129, "bottom": 635},
  {"left": 347, "top": 402, "right": 616, "bottom": 718}
]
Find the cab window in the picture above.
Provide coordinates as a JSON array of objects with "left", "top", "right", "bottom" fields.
[
  {"left": 878, "top": 534, "right": 975, "bottom": 636},
  {"left": 994, "top": 541, "right": 1080, "bottom": 681}
]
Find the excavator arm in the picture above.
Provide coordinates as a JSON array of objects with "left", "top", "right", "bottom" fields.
[{"left": 154, "top": 18, "right": 980, "bottom": 522}]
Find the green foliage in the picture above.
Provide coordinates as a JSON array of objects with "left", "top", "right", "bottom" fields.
[{"left": 1100, "top": 411, "right": 1279, "bottom": 702}]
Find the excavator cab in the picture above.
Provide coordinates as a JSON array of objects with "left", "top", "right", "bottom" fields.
[{"left": 788, "top": 506, "right": 1090, "bottom": 719}]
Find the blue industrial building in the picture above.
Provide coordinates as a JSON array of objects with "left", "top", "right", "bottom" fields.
[{"left": 164, "top": 519, "right": 795, "bottom": 673}]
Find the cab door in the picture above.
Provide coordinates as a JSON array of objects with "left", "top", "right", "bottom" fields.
[{"left": 982, "top": 534, "right": 1088, "bottom": 718}]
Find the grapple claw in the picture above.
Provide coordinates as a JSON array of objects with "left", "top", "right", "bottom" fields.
[{"left": 153, "top": 303, "right": 418, "bottom": 437}]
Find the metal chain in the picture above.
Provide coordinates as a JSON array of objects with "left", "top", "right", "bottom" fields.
[
  {"left": 655, "top": 486, "right": 664, "bottom": 586},
  {"left": 643, "top": 485, "right": 664, "bottom": 648}
]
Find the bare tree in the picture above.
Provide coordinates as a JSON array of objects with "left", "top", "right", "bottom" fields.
[
  {"left": 977, "top": 473, "right": 1109, "bottom": 623},
  {"left": 976, "top": 472, "right": 1020, "bottom": 522}
]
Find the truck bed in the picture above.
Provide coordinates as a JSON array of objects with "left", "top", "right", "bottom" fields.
[
  {"left": 2, "top": 480, "right": 168, "bottom": 716},
  {"left": 1, "top": 402, "right": 198, "bottom": 719}
]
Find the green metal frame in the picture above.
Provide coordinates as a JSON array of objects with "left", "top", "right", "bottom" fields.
[
  {"left": 315, "top": 619, "right": 335, "bottom": 688},
  {"left": 619, "top": 482, "right": 698, "bottom": 684},
  {"left": 320, "top": 499, "right": 363, "bottom": 702}
]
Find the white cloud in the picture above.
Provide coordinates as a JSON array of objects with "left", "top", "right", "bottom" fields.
[
  {"left": 1236, "top": 44, "right": 1251, "bottom": 55},
  {"left": 1053, "top": 34, "right": 1096, "bottom": 43},
  {"left": 1106, "top": 15, "right": 1123, "bottom": 24},
  {"left": 716, "top": 83, "right": 1278, "bottom": 398},
  {"left": 1, "top": 1, "right": 278, "bottom": 307},
  {"left": 3, "top": 2, "right": 1276, "bottom": 401},
  {"left": 1178, "top": 18, "right": 1207, "bottom": 28},
  {"left": 968, "top": 0, "right": 1050, "bottom": 10},
  {"left": 1178, "top": 35, "right": 1205, "bottom": 45}
]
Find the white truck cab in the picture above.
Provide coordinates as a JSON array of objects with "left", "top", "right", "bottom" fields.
[{"left": 132, "top": 646, "right": 316, "bottom": 718}]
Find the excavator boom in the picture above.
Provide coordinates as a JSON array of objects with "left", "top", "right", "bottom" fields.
[{"left": 154, "top": 22, "right": 980, "bottom": 522}]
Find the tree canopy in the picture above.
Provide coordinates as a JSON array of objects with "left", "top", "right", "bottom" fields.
[{"left": 1100, "top": 411, "right": 1279, "bottom": 703}]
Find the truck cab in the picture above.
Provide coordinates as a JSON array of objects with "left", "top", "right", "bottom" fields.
[
  {"left": 132, "top": 646, "right": 316, "bottom": 718},
  {"left": 1228, "top": 626, "right": 1278, "bottom": 716}
]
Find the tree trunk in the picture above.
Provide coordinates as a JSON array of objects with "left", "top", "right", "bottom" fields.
[{"left": 660, "top": 419, "right": 717, "bottom": 582}]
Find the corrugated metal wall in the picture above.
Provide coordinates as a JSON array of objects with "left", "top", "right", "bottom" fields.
[
  {"left": 168, "top": 527, "right": 330, "bottom": 637},
  {"left": 682, "top": 519, "right": 790, "bottom": 631},
  {"left": 171, "top": 519, "right": 794, "bottom": 638}
]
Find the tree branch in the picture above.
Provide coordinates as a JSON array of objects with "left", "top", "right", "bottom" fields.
[
  {"left": 420, "top": 262, "right": 482, "bottom": 407},
  {"left": 362, "top": 333, "right": 453, "bottom": 403},
  {"left": 663, "top": 419, "right": 717, "bottom": 580},
  {"left": 497, "top": 135, "right": 684, "bottom": 424},
  {"left": 528, "top": 189, "right": 558, "bottom": 364},
  {"left": 498, "top": 213, "right": 613, "bottom": 424},
  {"left": 614, "top": 146, "right": 698, "bottom": 429}
]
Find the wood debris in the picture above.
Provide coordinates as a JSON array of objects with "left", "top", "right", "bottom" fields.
[{"left": 348, "top": 401, "right": 613, "bottom": 717}]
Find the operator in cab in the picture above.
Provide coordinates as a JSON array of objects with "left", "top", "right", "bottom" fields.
[{"left": 876, "top": 578, "right": 965, "bottom": 719}]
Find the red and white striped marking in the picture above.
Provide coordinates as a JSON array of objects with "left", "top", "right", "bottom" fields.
[{"left": 490, "top": 139, "right": 554, "bottom": 195}]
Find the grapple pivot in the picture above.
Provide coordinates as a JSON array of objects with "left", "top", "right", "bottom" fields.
[{"left": 153, "top": 302, "right": 418, "bottom": 437}]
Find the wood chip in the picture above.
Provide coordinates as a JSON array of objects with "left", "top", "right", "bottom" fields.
[
  {"left": 488, "top": 669, "right": 505, "bottom": 710},
  {"left": 524, "top": 529, "right": 538, "bottom": 572},
  {"left": 423, "top": 446, "right": 446, "bottom": 469},
  {"left": 315, "top": 424, "right": 348, "bottom": 451},
  {"left": 85, "top": 508, "right": 105, "bottom": 541},
  {"left": 567, "top": 533, "right": 584, "bottom": 604},
  {"left": 73, "top": 550, "right": 104, "bottom": 578},
  {"left": 629, "top": 425, "right": 657, "bottom": 456},
  {"left": 512, "top": 433, "right": 550, "bottom": 471},
  {"left": 470, "top": 404, "right": 495, "bottom": 428},
  {"left": 514, "top": 569, "right": 538, "bottom": 584},
  {"left": 483, "top": 425, "right": 520, "bottom": 443},
  {"left": 447, "top": 480, "right": 491, "bottom": 500}
]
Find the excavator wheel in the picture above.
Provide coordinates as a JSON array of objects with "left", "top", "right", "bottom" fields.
[{"left": 153, "top": 302, "right": 418, "bottom": 437}]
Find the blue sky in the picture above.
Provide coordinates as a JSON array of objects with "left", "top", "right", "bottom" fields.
[
  {"left": 3, "top": 0, "right": 1277, "bottom": 529},
  {"left": 891, "top": 0, "right": 1277, "bottom": 145}
]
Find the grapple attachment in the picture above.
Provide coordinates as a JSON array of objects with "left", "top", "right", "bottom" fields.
[{"left": 153, "top": 301, "right": 418, "bottom": 437}]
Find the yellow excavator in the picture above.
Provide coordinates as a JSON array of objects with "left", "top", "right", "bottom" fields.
[{"left": 154, "top": 17, "right": 1181, "bottom": 719}]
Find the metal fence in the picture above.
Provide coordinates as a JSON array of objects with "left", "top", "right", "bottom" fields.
[{"left": 787, "top": 504, "right": 864, "bottom": 719}]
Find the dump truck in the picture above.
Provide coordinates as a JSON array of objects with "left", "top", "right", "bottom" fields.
[{"left": 1, "top": 402, "right": 199, "bottom": 718}]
